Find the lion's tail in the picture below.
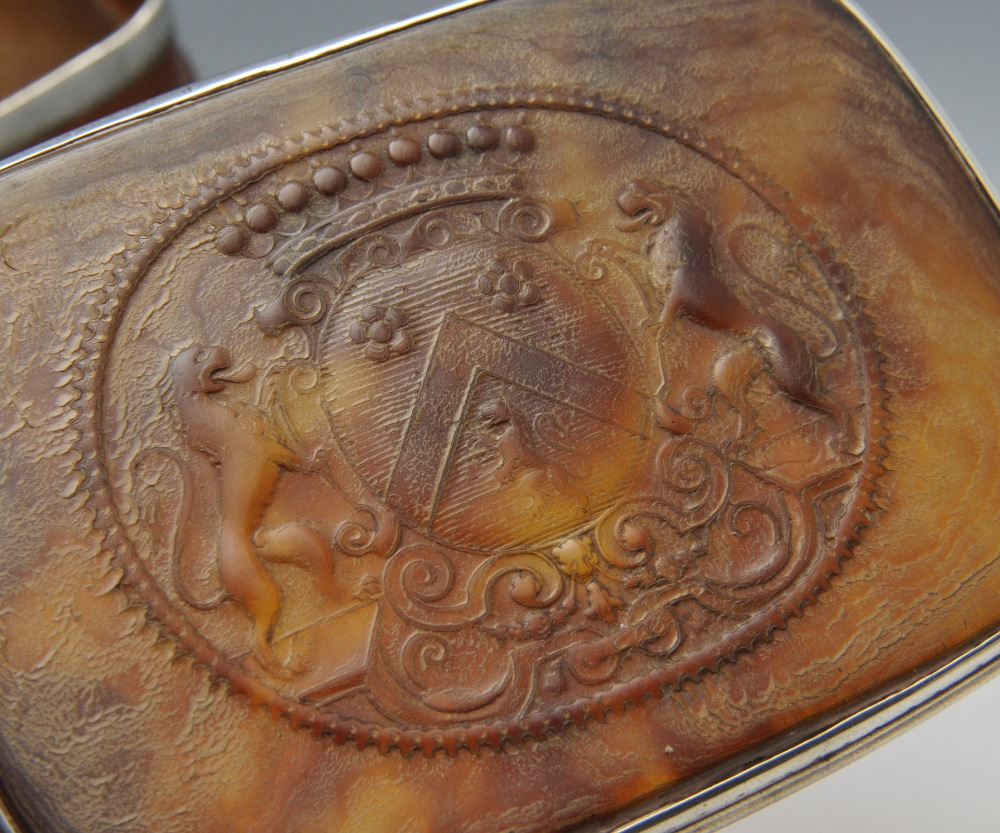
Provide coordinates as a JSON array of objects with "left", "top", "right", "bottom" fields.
[{"left": 132, "top": 447, "right": 226, "bottom": 610}]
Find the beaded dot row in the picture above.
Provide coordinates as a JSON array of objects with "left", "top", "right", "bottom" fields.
[{"left": 215, "top": 123, "right": 536, "bottom": 256}]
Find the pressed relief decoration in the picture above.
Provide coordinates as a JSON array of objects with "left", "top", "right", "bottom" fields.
[{"left": 83, "top": 92, "right": 885, "bottom": 754}]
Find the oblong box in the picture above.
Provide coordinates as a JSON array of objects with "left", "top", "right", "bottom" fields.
[{"left": 0, "top": 1, "right": 998, "bottom": 831}]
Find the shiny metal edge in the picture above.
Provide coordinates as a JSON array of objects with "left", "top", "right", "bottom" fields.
[
  {"left": 0, "top": 2, "right": 998, "bottom": 832},
  {"left": 614, "top": 0, "right": 1000, "bottom": 829},
  {"left": 837, "top": 0, "right": 1000, "bottom": 213},
  {"left": 0, "top": 789, "right": 22, "bottom": 833},
  {"left": 0, "top": 0, "right": 173, "bottom": 159},
  {"left": 0, "top": 0, "right": 495, "bottom": 174},
  {"left": 615, "top": 626, "right": 1000, "bottom": 833}
]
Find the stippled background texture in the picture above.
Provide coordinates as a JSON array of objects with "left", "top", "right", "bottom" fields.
[{"left": 112, "top": 1, "right": 1000, "bottom": 830}]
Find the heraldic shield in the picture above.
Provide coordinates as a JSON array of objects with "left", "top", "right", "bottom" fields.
[
  {"left": 9, "top": 1, "right": 1000, "bottom": 831},
  {"left": 89, "top": 101, "right": 881, "bottom": 755}
]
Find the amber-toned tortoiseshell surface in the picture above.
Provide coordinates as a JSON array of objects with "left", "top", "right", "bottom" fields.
[{"left": 0, "top": 1, "right": 998, "bottom": 831}]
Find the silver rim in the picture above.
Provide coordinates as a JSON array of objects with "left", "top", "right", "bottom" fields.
[{"left": 0, "top": 0, "right": 175, "bottom": 159}]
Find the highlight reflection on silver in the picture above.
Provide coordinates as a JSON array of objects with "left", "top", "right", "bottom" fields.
[
  {"left": 0, "top": 0, "right": 494, "bottom": 173},
  {"left": 0, "top": 0, "right": 174, "bottom": 158}
]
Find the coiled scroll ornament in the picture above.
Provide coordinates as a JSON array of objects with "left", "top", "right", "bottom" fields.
[{"left": 86, "top": 98, "right": 885, "bottom": 754}]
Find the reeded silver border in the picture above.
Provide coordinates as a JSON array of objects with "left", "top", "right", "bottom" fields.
[
  {"left": 620, "top": 2, "right": 1000, "bottom": 828},
  {"left": 0, "top": 0, "right": 174, "bottom": 159},
  {"left": 838, "top": 0, "right": 1000, "bottom": 211},
  {"left": 615, "top": 628, "right": 1000, "bottom": 833},
  {"left": 0, "top": 787, "right": 19, "bottom": 833},
  {"left": 0, "top": 2, "right": 998, "bottom": 832},
  {"left": 0, "top": 0, "right": 495, "bottom": 174},
  {"left": 615, "top": 4, "right": 1000, "bottom": 828}
]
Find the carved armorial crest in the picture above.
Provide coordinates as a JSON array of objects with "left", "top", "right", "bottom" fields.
[{"left": 83, "top": 91, "right": 886, "bottom": 755}]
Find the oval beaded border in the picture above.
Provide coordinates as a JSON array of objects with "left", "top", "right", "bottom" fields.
[{"left": 76, "top": 85, "right": 890, "bottom": 755}]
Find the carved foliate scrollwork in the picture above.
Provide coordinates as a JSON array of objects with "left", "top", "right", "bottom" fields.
[{"left": 86, "top": 98, "right": 884, "bottom": 754}]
